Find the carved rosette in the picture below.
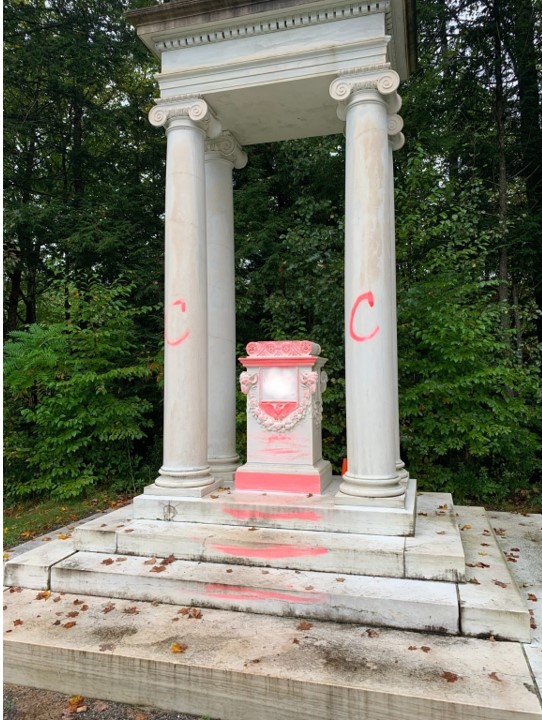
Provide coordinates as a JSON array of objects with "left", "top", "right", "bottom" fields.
[
  {"left": 329, "top": 64, "right": 405, "bottom": 151},
  {"left": 245, "top": 340, "right": 321, "bottom": 358},
  {"left": 205, "top": 131, "right": 248, "bottom": 169},
  {"left": 149, "top": 96, "right": 222, "bottom": 138}
]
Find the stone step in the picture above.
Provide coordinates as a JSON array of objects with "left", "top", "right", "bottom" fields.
[
  {"left": 132, "top": 476, "right": 417, "bottom": 536},
  {"left": 5, "top": 588, "right": 541, "bottom": 720},
  {"left": 73, "top": 491, "right": 466, "bottom": 581},
  {"left": 50, "top": 550, "right": 461, "bottom": 635}
]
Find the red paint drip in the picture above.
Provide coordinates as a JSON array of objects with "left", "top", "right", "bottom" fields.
[
  {"left": 223, "top": 509, "right": 321, "bottom": 521},
  {"left": 349, "top": 291, "right": 380, "bottom": 343},
  {"left": 212, "top": 543, "right": 328, "bottom": 559},
  {"left": 205, "top": 583, "right": 326, "bottom": 604}
]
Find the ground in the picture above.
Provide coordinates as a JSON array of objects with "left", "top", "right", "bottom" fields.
[{"left": 3, "top": 684, "right": 213, "bottom": 720}]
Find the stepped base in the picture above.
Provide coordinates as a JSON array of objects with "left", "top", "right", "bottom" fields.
[{"left": 4, "top": 501, "right": 531, "bottom": 642}]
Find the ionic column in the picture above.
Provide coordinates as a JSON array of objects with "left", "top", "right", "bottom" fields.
[
  {"left": 149, "top": 97, "right": 221, "bottom": 496},
  {"left": 205, "top": 132, "right": 247, "bottom": 482},
  {"left": 330, "top": 67, "right": 405, "bottom": 499}
]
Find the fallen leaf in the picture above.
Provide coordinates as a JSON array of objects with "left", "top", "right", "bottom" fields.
[
  {"left": 41, "top": 537, "right": 52, "bottom": 542},
  {"left": 115, "top": 557, "right": 127, "bottom": 563},
  {"left": 9, "top": 587, "right": 22, "bottom": 593},
  {"left": 305, "top": 585, "right": 314, "bottom": 591},
  {"left": 160, "top": 554, "right": 176, "bottom": 566},
  {"left": 336, "top": 577, "right": 345, "bottom": 583},
  {"left": 438, "top": 504, "right": 448, "bottom": 510},
  {"left": 479, "top": 551, "right": 488, "bottom": 556},
  {"left": 248, "top": 527, "right": 257, "bottom": 532},
  {"left": 150, "top": 565, "right": 166, "bottom": 573},
  {"left": 365, "top": 629, "right": 380, "bottom": 638},
  {"left": 441, "top": 671, "right": 459, "bottom": 683},
  {"left": 143, "top": 557, "right": 157, "bottom": 565},
  {"left": 493, "top": 580, "right": 508, "bottom": 588},
  {"left": 482, "top": 529, "right": 491, "bottom": 536},
  {"left": 292, "top": 637, "right": 300, "bottom": 644},
  {"left": 417, "top": 512, "right": 428, "bottom": 517},
  {"left": 307, "top": 493, "right": 313, "bottom": 498},
  {"left": 124, "top": 529, "right": 135, "bottom": 533},
  {"left": 80, "top": 604, "right": 89, "bottom": 611},
  {"left": 261, "top": 570, "right": 269, "bottom": 575},
  {"left": 13, "top": 619, "right": 23, "bottom": 626},
  {"left": 493, "top": 528, "right": 506, "bottom": 537},
  {"left": 296, "top": 621, "right": 312, "bottom": 631},
  {"left": 468, "top": 578, "right": 481, "bottom": 585},
  {"left": 123, "top": 606, "right": 139, "bottom": 615},
  {"left": 511, "top": 547, "right": 520, "bottom": 552},
  {"left": 461, "top": 524, "right": 471, "bottom": 530},
  {"left": 102, "top": 602, "right": 116, "bottom": 614},
  {"left": 528, "top": 593, "right": 538, "bottom": 602},
  {"left": 226, "top": 568, "right": 233, "bottom": 573},
  {"left": 68, "top": 696, "right": 85, "bottom": 711},
  {"left": 57, "top": 533, "right": 72, "bottom": 540},
  {"left": 188, "top": 608, "right": 202, "bottom": 619},
  {"left": 421, "top": 646, "right": 431, "bottom": 653},
  {"left": 73, "top": 599, "right": 83, "bottom": 605},
  {"left": 101, "top": 558, "right": 114, "bottom": 565},
  {"left": 63, "top": 621, "right": 77, "bottom": 629},
  {"left": 436, "top": 531, "right": 446, "bottom": 535},
  {"left": 488, "top": 672, "right": 501, "bottom": 682},
  {"left": 467, "top": 562, "right": 490, "bottom": 568},
  {"left": 94, "top": 701, "right": 109, "bottom": 712},
  {"left": 481, "top": 543, "right": 490, "bottom": 547},
  {"left": 53, "top": 620, "right": 61, "bottom": 626},
  {"left": 3, "top": 553, "right": 10, "bottom": 559},
  {"left": 35, "top": 590, "right": 51, "bottom": 600},
  {"left": 53, "top": 596, "right": 62, "bottom": 603},
  {"left": 408, "top": 645, "right": 417, "bottom": 650},
  {"left": 66, "top": 611, "right": 79, "bottom": 618},
  {"left": 210, "top": 494, "right": 219, "bottom": 499},
  {"left": 178, "top": 608, "right": 190, "bottom": 615},
  {"left": 170, "top": 642, "right": 187, "bottom": 653}
]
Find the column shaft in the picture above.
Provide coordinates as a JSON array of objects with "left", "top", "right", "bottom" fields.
[
  {"left": 205, "top": 149, "right": 239, "bottom": 480},
  {"left": 157, "top": 116, "right": 214, "bottom": 491},
  {"left": 341, "top": 89, "right": 404, "bottom": 498}
]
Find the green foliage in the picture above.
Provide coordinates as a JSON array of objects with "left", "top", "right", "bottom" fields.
[
  {"left": 4, "top": 281, "right": 158, "bottom": 500},
  {"left": 396, "top": 149, "right": 541, "bottom": 504}
]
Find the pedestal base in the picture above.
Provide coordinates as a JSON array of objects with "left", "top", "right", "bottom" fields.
[{"left": 235, "top": 459, "right": 332, "bottom": 495}]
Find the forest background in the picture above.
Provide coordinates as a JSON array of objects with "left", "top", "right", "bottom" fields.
[{"left": 4, "top": 0, "right": 542, "bottom": 544}]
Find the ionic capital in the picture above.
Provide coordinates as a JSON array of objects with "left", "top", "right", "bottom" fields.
[
  {"left": 329, "top": 65, "right": 400, "bottom": 105},
  {"left": 149, "top": 95, "right": 222, "bottom": 139},
  {"left": 387, "top": 114, "right": 405, "bottom": 151},
  {"left": 205, "top": 131, "right": 248, "bottom": 169}
]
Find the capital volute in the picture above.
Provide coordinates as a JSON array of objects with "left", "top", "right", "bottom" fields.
[
  {"left": 329, "top": 66, "right": 401, "bottom": 105},
  {"left": 149, "top": 95, "right": 222, "bottom": 138},
  {"left": 205, "top": 131, "right": 248, "bottom": 169}
]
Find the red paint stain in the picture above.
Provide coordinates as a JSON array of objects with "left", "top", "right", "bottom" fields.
[
  {"left": 212, "top": 543, "right": 328, "bottom": 559},
  {"left": 223, "top": 509, "right": 322, "bottom": 522},
  {"left": 205, "top": 583, "right": 326, "bottom": 604},
  {"left": 235, "top": 471, "right": 322, "bottom": 494},
  {"left": 165, "top": 298, "right": 190, "bottom": 346},
  {"left": 349, "top": 291, "right": 380, "bottom": 342}
]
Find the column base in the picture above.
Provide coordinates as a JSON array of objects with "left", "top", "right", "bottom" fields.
[
  {"left": 339, "top": 472, "right": 406, "bottom": 499},
  {"left": 208, "top": 455, "right": 240, "bottom": 485},
  {"left": 335, "top": 477, "right": 415, "bottom": 509},
  {"left": 396, "top": 460, "right": 410, "bottom": 482},
  {"left": 147, "top": 479, "right": 221, "bottom": 499}
]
